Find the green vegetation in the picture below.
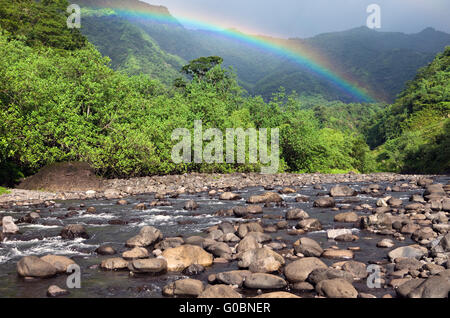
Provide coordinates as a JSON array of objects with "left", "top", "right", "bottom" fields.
[
  {"left": 0, "top": 187, "right": 10, "bottom": 195},
  {"left": 370, "top": 47, "right": 450, "bottom": 173},
  {"left": 0, "top": 0, "right": 448, "bottom": 186}
]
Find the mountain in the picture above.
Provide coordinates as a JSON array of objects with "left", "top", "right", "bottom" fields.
[
  {"left": 75, "top": 0, "right": 450, "bottom": 103},
  {"left": 371, "top": 46, "right": 450, "bottom": 173}
]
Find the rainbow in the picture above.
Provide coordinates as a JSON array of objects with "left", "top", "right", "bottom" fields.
[{"left": 81, "top": 3, "right": 376, "bottom": 102}]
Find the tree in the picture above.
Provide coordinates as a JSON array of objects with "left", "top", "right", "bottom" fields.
[{"left": 181, "top": 56, "right": 224, "bottom": 79}]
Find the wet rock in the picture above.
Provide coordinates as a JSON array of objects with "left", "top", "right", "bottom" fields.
[
  {"left": 2, "top": 216, "right": 19, "bottom": 234},
  {"left": 407, "top": 270, "right": 450, "bottom": 298},
  {"left": 247, "top": 205, "right": 263, "bottom": 214},
  {"left": 135, "top": 203, "right": 147, "bottom": 210},
  {"left": 279, "top": 187, "right": 296, "bottom": 194},
  {"left": 316, "top": 278, "right": 358, "bottom": 298},
  {"left": 313, "top": 197, "right": 336, "bottom": 208},
  {"left": 219, "top": 192, "right": 241, "bottom": 200},
  {"left": 233, "top": 206, "right": 248, "bottom": 217},
  {"left": 396, "top": 279, "right": 426, "bottom": 298},
  {"left": 394, "top": 258, "right": 423, "bottom": 271},
  {"left": 388, "top": 245, "right": 428, "bottom": 261},
  {"left": 47, "top": 285, "right": 70, "bottom": 297},
  {"left": 182, "top": 264, "right": 205, "bottom": 276},
  {"left": 219, "top": 222, "right": 236, "bottom": 234},
  {"left": 184, "top": 200, "right": 199, "bottom": 210},
  {"left": 377, "top": 239, "right": 395, "bottom": 248},
  {"left": 276, "top": 220, "right": 288, "bottom": 229},
  {"left": 101, "top": 258, "right": 129, "bottom": 270},
  {"left": 244, "top": 273, "right": 287, "bottom": 289},
  {"left": 296, "top": 218, "right": 322, "bottom": 232},
  {"left": 405, "top": 203, "right": 424, "bottom": 211},
  {"left": 155, "top": 237, "right": 184, "bottom": 251},
  {"left": 18, "top": 212, "right": 40, "bottom": 224},
  {"left": 247, "top": 192, "right": 283, "bottom": 204},
  {"left": 245, "top": 232, "right": 272, "bottom": 243},
  {"left": 95, "top": 245, "right": 116, "bottom": 255},
  {"left": 341, "top": 261, "right": 368, "bottom": 280},
  {"left": 116, "top": 199, "right": 129, "bottom": 205},
  {"left": 401, "top": 223, "right": 420, "bottom": 234},
  {"left": 122, "top": 247, "right": 150, "bottom": 260},
  {"left": 220, "top": 233, "right": 240, "bottom": 243},
  {"left": 293, "top": 237, "right": 323, "bottom": 257},
  {"left": 128, "top": 258, "right": 167, "bottom": 274},
  {"left": 126, "top": 226, "right": 163, "bottom": 247},
  {"left": 237, "top": 235, "right": 260, "bottom": 253},
  {"left": 292, "top": 282, "right": 315, "bottom": 291},
  {"left": 162, "top": 245, "right": 213, "bottom": 272},
  {"left": 213, "top": 270, "right": 252, "bottom": 287},
  {"left": 163, "top": 278, "right": 204, "bottom": 297},
  {"left": 335, "top": 234, "right": 358, "bottom": 242},
  {"left": 205, "top": 242, "right": 232, "bottom": 258},
  {"left": 17, "top": 256, "right": 57, "bottom": 278},
  {"left": 238, "top": 248, "right": 285, "bottom": 273},
  {"left": 60, "top": 224, "right": 89, "bottom": 240},
  {"left": 254, "top": 292, "right": 300, "bottom": 298},
  {"left": 330, "top": 185, "right": 356, "bottom": 197},
  {"left": 184, "top": 236, "right": 205, "bottom": 247},
  {"left": 412, "top": 227, "right": 436, "bottom": 242},
  {"left": 334, "top": 212, "right": 359, "bottom": 223},
  {"left": 284, "top": 257, "right": 328, "bottom": 283},
  {"left": 327, "top": 229, "right": 352, "bottom": 240},
  {"left": 388, "top": 198, "right": 403, "bottom": 207},
  {"left": 40, "top": 255, "right": 76, "bottom": 273},
  {"left": 286, "top": 208, "right": 309, "bottom": 220},
  {"left": 322, "top": 249, "right": 354, "bottom": 260},
  {"left": 307, "top": 268, "right": 354, "bottom": 285},
  {"left": 295, "top": 195, "right": 309, "bottom": 202},
  {"left": 198, "top": 285, "right": 242, "bottom": 298}
]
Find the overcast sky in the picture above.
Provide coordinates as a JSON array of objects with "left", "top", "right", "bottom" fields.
[{"left": 147, "top": 0, "right": 450, "bottom": 38}]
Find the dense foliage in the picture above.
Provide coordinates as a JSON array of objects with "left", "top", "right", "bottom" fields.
[{"left": 0, "top": 0, "right": 447, "bottom": 187}]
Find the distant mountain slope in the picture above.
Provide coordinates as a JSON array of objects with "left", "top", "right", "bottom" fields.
[
  {"left": 81, "top": 12, "right": 185, "bottom": 84},
  {"left": 75, "top": 0, "right": 450, "bottom": 102}
]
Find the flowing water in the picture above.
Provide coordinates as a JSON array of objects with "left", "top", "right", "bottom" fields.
[{"left": 1, "top": 177, "right": 448, "bottom": 298}]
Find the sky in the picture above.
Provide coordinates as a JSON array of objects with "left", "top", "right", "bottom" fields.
[{"left": 147, "top": 0, "right": 450, "bottom": 38}]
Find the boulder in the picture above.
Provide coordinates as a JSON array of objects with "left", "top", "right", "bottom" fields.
[
  {"left": 122, "top": 247, "right": 149, "bottom": 260},
  {"left": 60, "top": 224, "right": 89, "bottom": 240},
  {"left": 247, "top": 192, "right": 283, "bottom": 204},
  {"left": 17, "top": 256, "right": 57, "bottom": 278},
  {"left": 293, "top": 237, "right": 323, "bottom": 257},
  {"left": 198, "top": 285, "right": 242, "bottom": 298},
  {"left": 341, "top": 261, "right": 368, "bottom": 280},
  {"left": 237, "top": 235, "right": 260, "bottom": 253},
  {"left": 126, "top": 226, "right": 163, "bottom": 247},
  {"left": 377, "top": 239, "right": 395, "bottom": 248},
  {"left": 2, "top": 216, "right": 19, "bottom": 234},
  {"left": 47, "top": 285, "right": 70, "bottom": 297},
  {"left": 327, "top": 229, "right": 352, "bottom": 240},
  {"left": 128, "top": 258, "right": 167, "bottom": 274},
  {"left": 162, "top": 245, "right": 213, "bottom": 272},
  {"left": 155, "top": 237, "right": 184, "bottom": 250},
  {"left": 322, "top": 249, "right": 354, "bottom": 260},
  {"left": 286, "top": 209, "right": 309, "bottom": 220},
  {"left": 184, "top": 200, "right": 199, "bottom": 210},
  {"left": 163, "top": 279, "right": 204, "bottom": 297},
  {"left": 307, "top": 268, "right": 354, "bottom": 285},
  {"left": 334, "top": 212, "right": 359, "bottom": 223},
  {"left": 388, "top": 245, "right": 428, "bottom": 262},
  {"left": 330, "top": 185, "right": 356, "bottom": 197},
  {"left": 407, "top": 270, "right": 450, "bottom": 298},
  {"left": 316, "top": 278, "right": 358, "bottom": 298},
  {"left": 213, "top": 270, "right": 252, "bottom": 287},
  {"left": 96, "top": 245, "right": 116, "bottom": 256},
  {"left": 219, "top": 192, "right": 241, "bottom": 200},
  {"left": 296, "top": 218, "right": 322, "bottom": 232},
  {"left": 244, "top": 273, "right": 287, "bottom": 289},
  {"left": 284, "top": 257, "right": 328, "bottom": 283},
  {"left": 205, "top": 242, "right": 232, "bottom": 258},
  {"left": 238, "top": 248, "right": 285, "bottom": 273},
  {"left": 313, "top": 197, "right": 336, "bottom": 208},
  {"left": 100, "top": 258, "right": 129, "bottom": 270},
  {"left": 40, "top": 255, "right": 76, "bottom": 273}
]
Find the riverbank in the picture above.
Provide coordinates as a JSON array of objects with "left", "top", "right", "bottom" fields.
[{"left": 0, "top": 172, "right": 438, "bottom": 206}]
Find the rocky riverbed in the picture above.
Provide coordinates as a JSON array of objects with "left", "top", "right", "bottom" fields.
[{"left": 0, "top": 173, "right": 449, "bottom": 298}]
